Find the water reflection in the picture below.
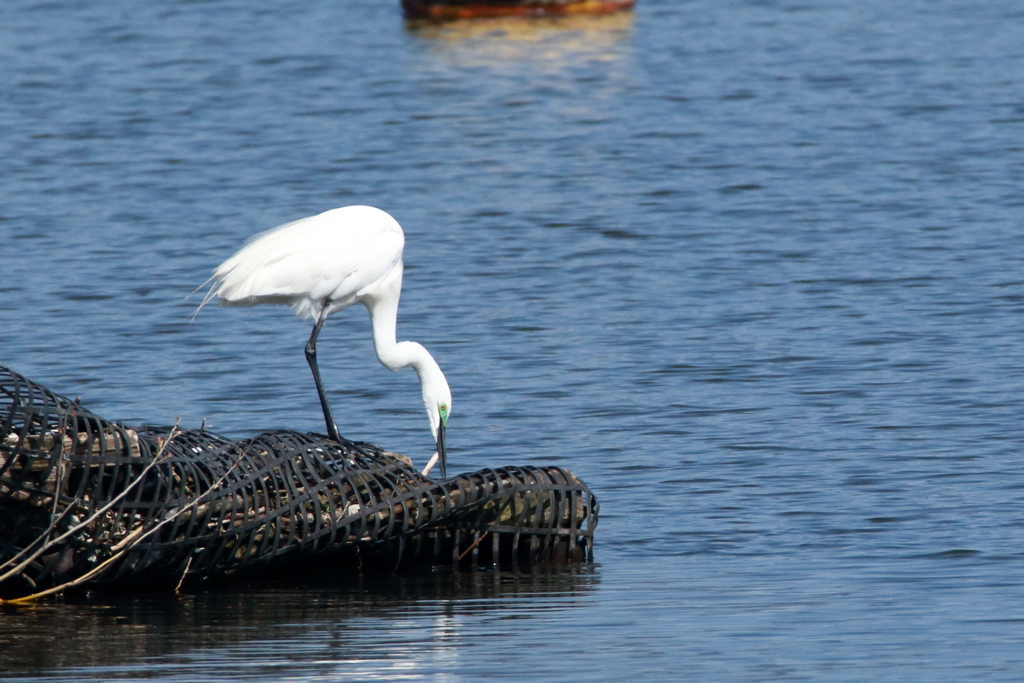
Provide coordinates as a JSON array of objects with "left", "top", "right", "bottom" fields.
[
  {"left": 406, "top": 12, "right": 634, "bottom": 67},
  {"left": 0, "top": 567, "right": 599, "bottom": 676}
]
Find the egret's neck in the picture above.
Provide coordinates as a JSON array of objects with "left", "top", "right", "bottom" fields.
[
  {"left": 366, "top": 287, "right": 447, "bottom": 392},
  {"left": 364, "top": 267, "right": 450, "bottom": 441},
  {"left": 378, "top": 338, "right": 441, "bottom": 382},
  {"left": 366, "top": 264, "right": 450, "bottom": 440}
]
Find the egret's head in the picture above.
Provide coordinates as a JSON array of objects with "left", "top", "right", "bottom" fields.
[
  {"left": 419, "top": 358, "right": 451, "bottom": 430},
  {"left": 425, "top": 387, "right": 452, "bottom": 440},
  {"left": 423, "top": 373, "right": 451, "bottom": 479}
]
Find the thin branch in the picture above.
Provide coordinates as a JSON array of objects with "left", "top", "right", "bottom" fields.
[
  {"left": 458, "top": 530, "right": 489, "bottom": 562},
  {"left": 175, "top": 555, "right": 193, "bottom": 594}
]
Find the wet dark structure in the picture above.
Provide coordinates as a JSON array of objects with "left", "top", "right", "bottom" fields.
[
  {"left": 0, "top": 366, "right": 598, "bottom": 601},
  {"left": 402, "top": 0, "right": 635, "bottom": 20}
]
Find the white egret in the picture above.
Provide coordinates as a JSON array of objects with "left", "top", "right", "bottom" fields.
[{"left": 198, "top": 205, "right": 451, "bottom": 478}]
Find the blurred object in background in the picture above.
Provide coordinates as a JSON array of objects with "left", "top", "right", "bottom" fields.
[{"left": 402, "top": 0, "right": 635, "bottom": 21}]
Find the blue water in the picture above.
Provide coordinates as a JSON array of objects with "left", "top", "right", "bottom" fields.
[{"left": 2, "top": 0, "right": 1024, "bottom": 680}]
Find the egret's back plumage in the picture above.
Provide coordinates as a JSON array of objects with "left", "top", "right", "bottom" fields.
[{"left": 212, "top": 205, "right": 404, "bottom": 320}]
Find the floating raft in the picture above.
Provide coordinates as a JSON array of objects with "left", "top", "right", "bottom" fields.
[
  {"left": 402, "top": 0, "right": 635, "bottom": 20},
  {"left": 0, "top": 366, "right": 598, "bottom": 601}
]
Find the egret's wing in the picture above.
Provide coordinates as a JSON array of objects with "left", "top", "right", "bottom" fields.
[
  {"left": 212, "top": 206, "right": 404, "bottom": 316},
  {"left": 305, "top": 227, "right": 403, "bottom": 304}
]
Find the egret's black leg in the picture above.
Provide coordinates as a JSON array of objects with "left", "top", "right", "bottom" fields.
[{"left": 305, "top": 309, "right": 348, "bottom": 446}]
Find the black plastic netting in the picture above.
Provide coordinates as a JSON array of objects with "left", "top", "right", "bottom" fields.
[{"left": 0, "top": 366, "right": 598, "bottom": 600}]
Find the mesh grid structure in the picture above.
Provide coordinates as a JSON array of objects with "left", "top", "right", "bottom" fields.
[{"left": 0, "top": 365, "right": 598, "bottom": 599}]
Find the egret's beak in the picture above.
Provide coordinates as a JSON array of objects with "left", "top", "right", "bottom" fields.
[{"left": 436, "top": 418, "right": 447, "bottom": 479}]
